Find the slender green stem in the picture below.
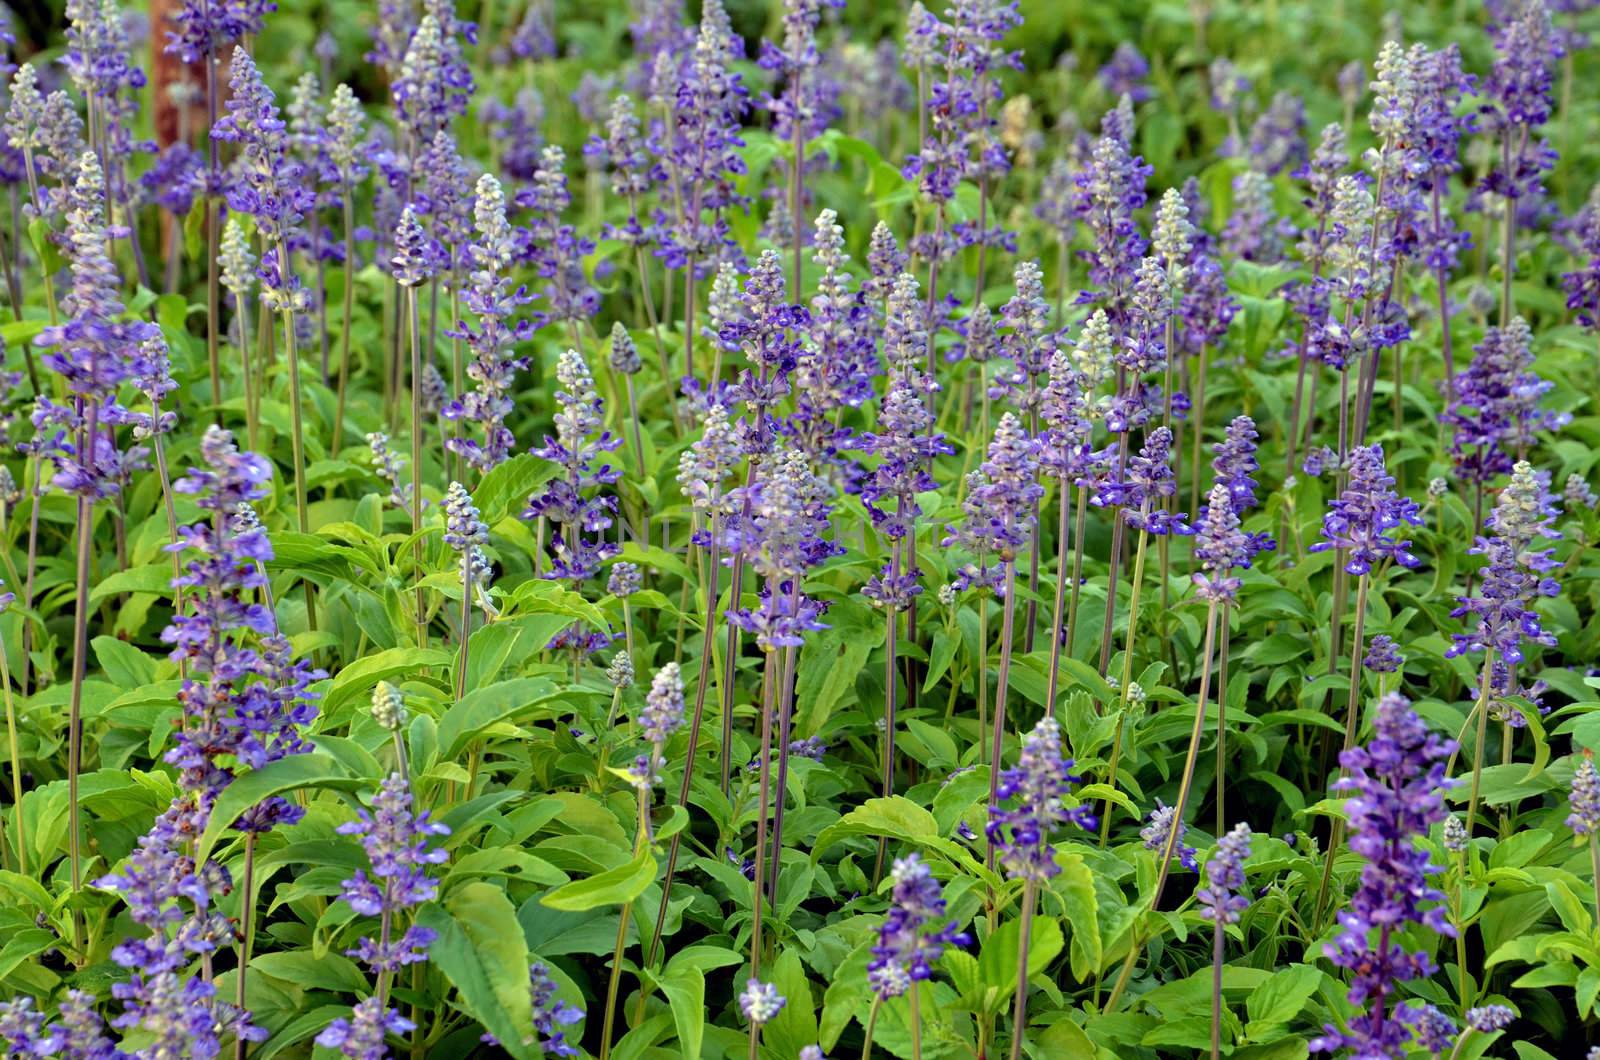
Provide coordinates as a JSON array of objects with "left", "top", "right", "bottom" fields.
[
  {"left": 859, "top": 996, "right": 882, "bottom": 1060},
  {"left": 1008, "top": 879, "right": 1037, "bottom": 1060},
  {"left": 275, "top": 241, "right": 317, "bottom": 635},
  {"left": 233, "top": 832, "right": 258, "bottom": 1060},
  {"left": 0, "top": 638, "right": 25, "bottom": 874},
  {"left": 1312, "top": 575, "right": 1371, "bottom": 932},
  {"left": 1100, "top": 523, "right": 1150, "bottom": 844},
  {"left": 1105, "top": 599, "right": 1219, "bottom": 1012},
  {"left": 1465, "top": 649, "right": 1498, "bottom": 832},
  {"left": 407, "top": 286, "right": 425, "bottom": 650},
  {"left": 1210, "top": 916, "right": 1225, "bottom": 1060},
  {"left": 332, "top": 186, "right": 356, "bottom": 453}
]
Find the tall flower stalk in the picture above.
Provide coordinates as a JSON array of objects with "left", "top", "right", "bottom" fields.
[
  {"left": 32, "top": 151, "right": 156, "bottom": 918},
  {"left": 986, "top": 716, "right": 1094, "bottom": 1058},
  {"left": 945, "top": 412, "right": 1042, "bottom": 882},
  {"left": 1309, "top": 693, "right": 1456, "bottom": 1059},
  {"left": 212, "top": 50, "right": 319, "bottom": 630},
  {"left": 1309, "top": 444, "right": 1423, "bottom": 928}
]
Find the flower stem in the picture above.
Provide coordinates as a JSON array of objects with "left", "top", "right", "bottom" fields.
[
  {"left": 0, "top": 633, "right": 25, "bottom": 874},
  {"left": 233, "top": 831, "right": 258, "bottom": 1060},
  {"left": 1209, "top": 915, "right": 1225, "bottom": 1060},
  {"left": 332, "top": 186, "right": 356, "bottom": 453},
  {"left": 1465, "top": 648, "right": 1498, "bottom": 832},
  {"left": 408, "top": 286, "right": 426, "bottom": 651},
  {"left": 1105, "top": 598, "right": 1219, "bottom": 1012},
  {"left": 1312, "top": 573, "right": 1371, "bottom": 932},
  {"left": 1008, "top": 879, "right": 1038, "bottom": 1060},
  {"left": 1100, "top": 523, "right": 1150, "bottom": 845}
]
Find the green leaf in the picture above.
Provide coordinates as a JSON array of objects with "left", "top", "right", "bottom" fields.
[
  {"left": 812, "top": 796, "right": 937, "bottom": 857},
  {"left": 762, "top": 948, "right": 819, "bottom": 1058},
  {"left": 464, "top": 613, "right": 572, "bottom": 691},
  {"left": 196, "top": 755, "right": 363, "bottom": 862},
  {"left": 541, "top": 846, "right": 656, "bottom": 911},
  {"left": 88, "top": 563, "right": 173, "bottom": 603},
  {"left": 657, "top": 966, "right": 705, "bottom": 1060},
  {"left": 322, "top": 647, "right": 453, "bottom": 715},
  {"left": 439, "top": 677, "right": 562, "bottom": 760},
  {"left": 1055, "top": 851, "right": 1101, "bottom": 980},
  {"left": 419, "top": 881, "right": 539, "bottom": 1058},
  {"left": 251, "top": 951, "right": 369, "bottom": 994},
  {"left": 1244, "top": 964, "right": 1323, "bottom": 1042},
  {"left": 1546, "top": 880, "right": 1593, "bottom": 936},
  {"left": 475, "top": 453, "right": 556, "bottom": 524},
  {"left": 976, "top": 913, "right": 1063, "bottom": 1011}
]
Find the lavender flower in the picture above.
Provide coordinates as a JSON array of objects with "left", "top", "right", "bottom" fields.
[
  {"left": 392, "top": 205, "right": 432, "bottom": 288},
  {"left": 739, "top": 979, "right": 786, "bottom": 1025},
  {"left": 316, "top": 997, "right": 416, "bottom": 1059},
  {"left": 1443, "top": 317, "right": 1567, "bottom": 483},
  {"left": 338, "top": 773, "right": 449, "bottom": 973},
  {"left": 1197, "top": 823, "right": 1252, "bottom": 925},
  {"left": 608, "top": 561, "right": 642, "bottom": 597},
  {"left": 158, "top": 426, "right": 321, "bottom": 826},
  {"left": 1308, "top": 445, "right": 1422, "bottom": 576},
  {"left": 1311, "top": 693, "right": 1456, "bottom": 1058},
  {"left": 609, "top": 323, "right": 642, "bottom": 376},
  {"left": 392, "top": 4, "right": 475, "bottom": 149},
  {"left": 986, "top": 716, "right": 1095, "bottom": 882},
  {"left": 32, "top": 153, "right": 158, "bottom": 499},
  {"left": 945, "top": 413, "right": 1044, "bottom": 592},
  {"left": 212, "top": 51, "right": 313, "bottom": 252},
  {"left": 634, "top": 662, "right": 685, "bottom": 789},
  {"left": 1192, "top": 482, "right": 1249, "bottom": 603},
  {"left": 522, "top": 964, "right": 583, "bottom": 1056},
  {"left": 1364, "top": 635, "right": 1404, "bottom": 673},
  {"left": 1569, "top": 754, "right": 1600, "bottom": 834},
  {"left": 1449, "top": 461, "right": 1561, "bottom": 666},
  {"left": 443, "top": 175, "right": 535, "bottom": 472},
  {"left": 163, "top": 0, "right": 272, "bottom": 64},
  {"left": 1098, "top": 42, "right": 1150, "bottom": 103},
  {"left": 1140, "top": 801, "right": 1198, "bottom": 870},
  {"left": 519, "top": 146, "right": 598, "bottom": 323},
  {"left": 525, "top": 348, "right": 622, "bottom": 583},
  {"left": 367, "top": 431, "right": 410, "bottom": 511},
  {"left": 1073, "top": 130, "right": 1152, "bottom": 323},
  {"left": 1096, "top": 427, "right": 1187, "bottom": 536},
  {"left": 867, "top": 853, "right": 969, "bottom": 998},
  {"left": 1465, "top": 1006, "right": 1514, "bottom": 1033},
  {"left": 443, "top": 481, "right": 487, "bottom": 551}
]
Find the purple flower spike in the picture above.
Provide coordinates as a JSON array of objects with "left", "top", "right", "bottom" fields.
[
  {"left": 1308, "top": 445, "right": 1422, "bottom": 576},
  {"left": 338, "top": 773, "right": 450, "bottom": 973},
  {"left": 1197, "top": 823, "right": 1252, "bottom": 925},
  {"left": 316, "top": 997, "right": 416, "bottom": 1059},
  {"left": 1311, "top": 693, "right": 1456, "bottom": 1059},
  {"left": 987, "top": 716, "right": 1095, "bottom": 882},
  {"left": 867, "top": 853, "right": 970, "bottom": 998}
]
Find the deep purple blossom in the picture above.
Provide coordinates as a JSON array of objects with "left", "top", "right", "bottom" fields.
[
  {"left": 1311, "top": 693, "right": 1456, "bottom": 1058},
  {"left": 1197, "top": 823, "right": 1252, "bottom": 925},
  {"left": 1308, "top": 445, "right": 1422, "bottom": 576},
  {"left": 1140, "top": 801, "right": 1197, "bottom": 870},
  {"left": 987, "top": 716, "right": 1095, "bottom": 881},
  {"left": 867, "top": 853, "right": 970, "bottom": 998},
  {"left": 316, "top": 998, "right": 415, "bottom": 1060},
  {"left": 1449, "top": 461, "right": 1562, "bottom": 666},
  {"left": 338, "top": 772, "right": 450, "bottom": 973},
  {"left": 525, "top": 348, "right": 622, "bottom": 583},
  {"left": 1443, "top": 317, "right": 1568, "bottom": 483},
  {"left": 944, "top": 413, "right": 1044, "bottom": 591}
]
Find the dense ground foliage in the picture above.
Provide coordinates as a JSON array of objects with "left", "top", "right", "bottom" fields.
[{"left": 0, "top": 0, "right": 1598, "bottom": 1057}]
